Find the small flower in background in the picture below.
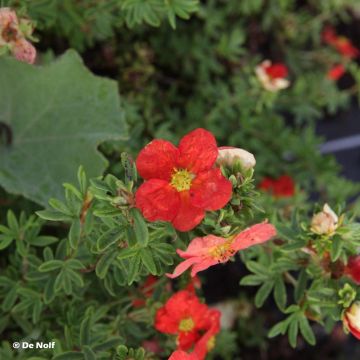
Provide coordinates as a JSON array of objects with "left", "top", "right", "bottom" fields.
[
  {"left": 135, "top": 128, "right": 232, "bottom": 231},
  {"left": 216, "top": 146, "right": 256, "bottom": 170},
  {"left": 259, "top": 175, "right": 295, "bottom": 198},
  {"left": 131, "top": 275, "right": 158, "bottom": 308},
  {"left": 345, "top": 255, "right": 360, "bottom": 284},
  {"left": 0, "top": 7, "right": 36, "bottom": 64},
  {"left": 322, "top": 26, "right": 359, "bottom": 59},
  {"left": 310, "top": 204, "right": 338, "bottom": 236},
  {"left": 255, "top": 60, "right": 290, "bottom": 92},
  {"left": 343, "top": 302, "right": 360, "bottom": 340},
  {"left": 166, "top": 222, "right": 276, "bottom": 278},
  {"left": 327, "top": 64, "right": 346, "bottom": 81},
  {"left": 154, "top": 290, "right": 220, "bottom": 353}
]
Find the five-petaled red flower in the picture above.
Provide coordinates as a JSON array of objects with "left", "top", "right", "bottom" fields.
[
  {"left": 259, "top": 175, "right": 295, "bottom": 198},
  {"left": 135, "top": 128, "right": 232, "bottom": 231},
  {"left": 154, "top": 290, "right": 220, "bottom": 352}
]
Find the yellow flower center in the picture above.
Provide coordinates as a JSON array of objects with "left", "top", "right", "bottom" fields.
[
  {"left": 178, "top": 317, "right": 195, "bottom": 332},
  {"left": 170, "top": 168, "right": 193, "bottom": 192},
  {"left": 207, "top": 336, "right": 216, "bottom": 351},
  {"left": 209, "top": 238, "right": 235, "bottom": 262}
]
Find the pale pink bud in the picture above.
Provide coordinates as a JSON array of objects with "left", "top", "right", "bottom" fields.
[
  {"left": 217, "top": 146, "right": 256, "bottom": 170},
  {"left": 343, "top": 302, "right": 360, "bottom": 340},
  {"left": 12, "top": 38, "right": 36, "bottom": 64},
  {"left": 310, "top": 204, "right": 338, "bottom": 235}
]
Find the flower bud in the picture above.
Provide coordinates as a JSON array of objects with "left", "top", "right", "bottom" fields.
[
  {"left": 255, "top": 60, "right": 290, "bottom": 92},
  {"left": 310, "top": 204, "right": 338, "bottom": 235},
  {"left": 343, "top": 302, "right": 360, "bottom": 340},
  {"left": 217, "top": 146, "right": 256, "bottom": 170},
  {"left": 345, "top": 255, "right": 360, "bottom": 284}
]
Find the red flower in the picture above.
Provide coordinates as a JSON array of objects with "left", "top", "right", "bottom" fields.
[
  {"left": 154, "top": 291, "right": 220, "bottom": 351},
  {"left": 259, "top": 175, "right": 295, "bottom": 198},
  {"left": 132, "top": 275, "right": 158, "bottom": 308},
  {"left": 264, "top": 63, "right": 289, "bottom": 79},
  {"left": 169, "top": 350, "right": 197, "bottom": 360},
  {"left": 322, "top": 26, "right": 359, "bottom": 59},
  {"left": 327, "top": 64, "right": 345, "bottom": 81},
  {"left": 135, "top": 128, "right": 232, "bottom": 231},
  {"left": 345, "top": 256, "right": 360, "bottom": 284}
]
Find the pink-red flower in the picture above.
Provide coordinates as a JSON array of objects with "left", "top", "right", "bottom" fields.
[
  {"left": 135, "top": 128, "right": 232, "bottom": 231},
  {"left": 154, "top": 290, "right": 220, "bottom": 352},
  {"left": 259, "top": 175, "right": 295, "bottom": 198},
  {"left": 0, "top": 7, "right": 36, "bottom": 64},
  {"left": 255, "top": 60, "right": 290, "bottom": 92},
  {"left": 345, "top": 256, "right": 360, "bottom": 284},
  {"left": 343, "top": 302, "right": 360, "bottom": 340},
  {"left": 327, "top": 64, "right": 346, "bottom": 81},
  {"left": 167, "top": 222, "right": 276, "bottom": 278},
  {"left": 322, "top": 26, "right": 359, "bottom": 59}
]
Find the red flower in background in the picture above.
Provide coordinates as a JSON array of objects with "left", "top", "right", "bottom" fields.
[
  {"left": 154, "top": 290, "right": 220, "bottom": 352},
  {"left": 259, "top": 175, "right": 295, "bottom": 198},
  {"left": 265, "top": 63, "right": 289, "bottom": 79},
  {"left": 322, "top": 26, "right": 359, "bottom": 59},
  {"left": 345, "top": 256, "right": 360, "bottom": 284},
  {"left": 132, "top": 275, "right": 158, "bottom": 308},
  {"left": 327, "top": 64, "right": 346, "bottom": 81},
  {"left": 135, "top": 128, "right": 232, "bottom": 231}
]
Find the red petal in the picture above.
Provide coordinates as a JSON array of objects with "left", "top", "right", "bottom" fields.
[
  {"left": 136, "top": 180, "right": 179, "bottom": 222},
  {"left": 172, "top": 192, "right": 205, "bottom": 231},
  {"left": 232, "top": 222, "right": 276, "bottom": 252},
  {"left": 136, "top": 139, "right": 179, "bottom": 181},
  {"left": 166, "top": 257, "right": 200, "bottom": 279},
  {"left": 345, "top": 314, "right": 360, "bottom": 340},
  {"left": 154, "top": 307, "right": 179, "bottom": 334},
  {"left": 190, "top": 168, "right": 232, "bottom": 211},
  {"left": 178, "top": 331, "right": 200, "bottom": 350},
  {"left": 177, "top": 128, "right": 218, "bottom": 174},
  {"left": 190, "top": 259, "right": 217, "bottom": 277}
]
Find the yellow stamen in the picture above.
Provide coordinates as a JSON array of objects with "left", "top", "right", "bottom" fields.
[
  {"left": 170, "top": 168, "right": 193, "bottom": 192},
  {"left": 207, "top": 336, "right": 216, "bottom": 351},
  {"left": 209, "top": 238, "right": 235, "bottom": 262},
  {"left": 178, "top": 317, "right": 195, "bottom": 332}
]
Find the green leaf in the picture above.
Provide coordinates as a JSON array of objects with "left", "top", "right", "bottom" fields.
[
  {"left": 294, "top": 269, "right": 308, "bottom": 302},
  {"left": 97, "top": 229, "right": 123, "bottom": 251},
  {"left": 96, "top": 250, "right": 118, "bottom": 279},
  {"left": 36, "top": 210, "right": 72, "bottom": 222},
  {"left": 268, "top": 320, "right": 288, "bottom": 338},
  {"left": 69, "top": 219, "right": 81, "bottom": 249},
  {"left": 39, "top": 260, "right": 63, "bottom": 272},
  {"left": 299, "top": 315, "right": 316, "bottom": 345},
  {"left": 28, "top": 236, "right": 58, "bottom": 247},
  {"left": 83, "top": 346, "right": 96, "bottom": 360},
  {"left": 128, "top": 256, "right": 141, "bottom": 285},
  {"left": 80, "top": 316, "right": 91, "bottom": 346},
  {"left": 132, "top": 209, "right": 149, "bottom": 247},
  {"left": 0, "top": 50, "right": 127, "bottom": 206},
  {"left": 140, "top": 249, "right": 157, "bottom": 274},
  {"left": 255, "top": 281, "right": 274, "bottom": 307},
  {"left": 274, "top": 277, "right": 287, "bottom": 310},
  {"left": 288, "top": 318, "right": 299, "bottom": 348},
  {"left": 330, "top": 235, "right": 342, "bottom": 262}
]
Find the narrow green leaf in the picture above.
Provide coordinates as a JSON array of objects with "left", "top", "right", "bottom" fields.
[
  {"left": 39, "top": 260, "right": 63, "bottom": 272},
  {"left": 268, "top": 320, "right": 288, "bottom": 338},
  {"left": 140, "top": 249, "right": 157, "bottom": 275},
  {"left": 80, "top": 316, "right": 91, "bottom": 346},
  {"left": 294, "top": 269, "right": 308, "bottom": 302},
  {"left": 128, "top": 256, "right": 141, "bottom": 285},
  {"left": 36, "top": 210, "right": 72, "bottom": 222},
  {"left": 97, "top": 229, "right": 123, "bottom": 251},
  {"left": 96, "top": 250, "right": 118, "bottom": 279},
  {"left": 299, "top": 315, "right": 316, "bottom": 345},
  {"left": 28, "top": 236, "right": 58, "bottom": 247},
  {"left": 330, "top": 235, "right": 342, "bottom": 262},
  {"left": 131, "top": 209, "right": 149, "bottom": 247},
  {"left": 274, "top": 277, "right": 287, "bottom": 310},
  {"left": 83, "top": 346, "right": 96, "bottom": 360},
  {"left": 255, "top": 281, "right": 274, "bottom": 307},
  {"left": 69, "top": 219, "right": 81, "bottom": 249},
  {"left": 288, "top": 318, "right": 299, "bottom": 348}
]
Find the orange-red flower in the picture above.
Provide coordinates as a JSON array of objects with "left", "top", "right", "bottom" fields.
[
  {"left": 345, "top": 256, "right": 360, "bottom": 285},
  {"left": 259, "top": 175, "right": 295, "bottom": 198},
  {"left": 322, "top": 26, "right": 359, "bottom": 59},
  {"left": 154, "top": 290, "right": 220, "bottom": 352},
  {"left": 135, "top": 128, "right": 232, "bottom": 231},
  {"left": 327, "top": 64, "right": 346, "bottom": 81},
  {"left": 167, "top": 222, "right": 276, "bottom": 278}
]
